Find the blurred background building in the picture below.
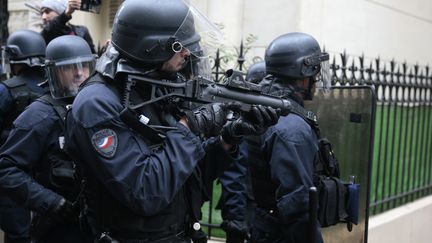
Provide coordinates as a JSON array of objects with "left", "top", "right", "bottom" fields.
[{"left": 6, "top": 0, "right": 432, "bottom": 65}]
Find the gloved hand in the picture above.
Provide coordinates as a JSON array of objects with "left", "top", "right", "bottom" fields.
[
  {"left": 221, "top": 219, "right": 248, "bottom": 243},
  {"left": 48, "top": 197, "right": 75, "bottom": 223},
  {"left": 30, "top": 198, "right": 76, "bottom": 240},
  {"left": 183, "top": 102, "right": 240, "bottom": 138},
  {"left": 221, "top": 105, "right": 280, "bottom": 144}
]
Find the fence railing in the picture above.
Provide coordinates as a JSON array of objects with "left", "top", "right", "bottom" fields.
[{"left": 202, "top": 44, "right": 432, "bottom": 237}]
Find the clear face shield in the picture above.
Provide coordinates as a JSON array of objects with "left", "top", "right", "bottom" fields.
[
  {"left": 311, "top": 52, "right": 331, "bottom": 91},
  {"left": 46, "top": 56, "right": 95, "bottom": 99},
  {"left": 1, "top": 46, "right": 11, "bottom": 75},
  {"left": 174, "top": 0, "right": 223, "bottom": 80}
]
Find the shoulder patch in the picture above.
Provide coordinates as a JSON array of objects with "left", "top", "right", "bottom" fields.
[{"left": 91, "top": 129, "right": 118, "bottom": 158}]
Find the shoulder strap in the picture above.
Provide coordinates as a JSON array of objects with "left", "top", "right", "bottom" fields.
[
  {"left": 286, "top": 98, "right": 321, "bottom": 137},
  {"left": 84, "top": 74, "right": 165, "bottom": 145},
  {"left": 36, "top": 94, "right": 68, "bottom": 129},
  {"left": 2, "top": 77, "right": 27, "bottom": 89}
]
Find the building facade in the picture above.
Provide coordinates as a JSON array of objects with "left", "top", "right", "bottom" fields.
[{"left": 7, "top": 0, "right": 432, "bottom": 68}]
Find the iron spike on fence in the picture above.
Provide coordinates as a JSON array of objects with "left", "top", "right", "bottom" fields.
[
  {"left": 340, "top": 50, "right": 349, "bottom": 85},
  {"left": 238, "top": 40, "right": 245, "bottom": 71},
  {"left": 359, "top": 54, "right": 366, "bottom": 84},
  {"left": 375, "top": 57, "right": 382, "bottom": 85},
  {"left": 348, "top": 56, "right": 357, "bottom": 85},
  {"left": 365, "top": 60, "right": 374, "bottom": 85},
  {"left": 389, "top": 59, "right": 396, "bottom": 84},
  {"left": 402, "top": 62, "right": 408, "bottom": 85},
  {"left": 330, "top": 54, "right": 339, "bottom": 85}
]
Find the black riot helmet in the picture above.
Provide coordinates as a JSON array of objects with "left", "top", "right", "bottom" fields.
[
  {"left": 246, "top": 61, "right": 266, "bottom": 84},
  {"left": 45, "top": 35, "right": 95, "bottom": 99},
  {"left": 1, "top": 30, "right": 46, "bottom": 72},
  {"left": 111, "top": 0, "right": 222, "bottom": 78},
  {"left": 265, "top": 32, "right": 331, "bottom": 91}
]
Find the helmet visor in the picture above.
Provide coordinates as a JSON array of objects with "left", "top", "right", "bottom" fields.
[
  {"left": 46, "top": 57, "right": 95, "bottom": 99},
  {"left": 174, "top": 1, "right": 222, "bottom": 79},
  {"left": 312, "top": 52, "right": 331, "bottom": 91},
  {"left": 181, "top": 53, "right": 212, "bottom": 80},
  {"left": 1, "top": 47, "right": 11, "bottom": 75}
]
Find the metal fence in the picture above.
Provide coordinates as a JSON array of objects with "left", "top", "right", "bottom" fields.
[{"left": 202, "top": 43, "right": 432, "bottom": 236}]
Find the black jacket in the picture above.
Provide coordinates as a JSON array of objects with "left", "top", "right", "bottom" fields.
[{"left": 41, "top": 12, "right": 96, "bottom": 53}]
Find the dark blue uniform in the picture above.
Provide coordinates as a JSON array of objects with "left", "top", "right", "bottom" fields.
[
  {"left": 0, "top": 84, "right": 13, "bottom": 123},
  {"left": 219, "top": 143, "right": 248, "bottom": 220},
  {"left": 248, "top": 99, "right": 323, "bottom": 243},
  {"left": 0, "top": 68, "right": 45, "bottom": 243},
  {"left": 218, "top": 142, "right": 249, "bottom": 242},
  {"left": 65, "top": 74, "right": 236, "bottom": 242},
  {"left": 0, "top": 96, "right": 85, "bottom": 243},
  {"left": 0, "top": 69, "right": 45, "bottom": 139}
]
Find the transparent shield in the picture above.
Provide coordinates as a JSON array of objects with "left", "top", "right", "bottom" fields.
[
  {"left": 47, "top": 57, "right": 95, "bottom": 99},
  {"left": 1, "top": 48, "right": 11, "bottom": 74},
  {"left": 181, "top": 54, "right": 212, "bottom": 80},
  {"left": 305, "top": 86, "right": 376, "bottom": 243},
  {"left": 175, "top": 1, "right": 222, "bottom": 57},
  {"left": 315, "top": 60, "right": 331, "bottom": 91}
]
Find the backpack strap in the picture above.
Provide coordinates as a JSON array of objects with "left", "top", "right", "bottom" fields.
[
  {"left": 285, "top": 97, "right": 321, "bottom": 138},
  {"left": 36, "top": 94, "right": 68, "bottom": 129},
  {"left": 84, "top": 74, "right": 165, "bottom": 145}
]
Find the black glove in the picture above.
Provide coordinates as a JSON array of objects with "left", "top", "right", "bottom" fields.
[
  {"left": 184, "top": 102, "right": 240, "bottom": 138},
  {"left": 30, "top": 198, "right": 75, "bottom": 240},
  {"left": 221, "top": 105, "right": 280, "bottom": 144},
  {"left": 48, "top": 197, "right": 75, "bottom": 223},
  {"left": 221, "top": 219, "right": 248, "bottom": 243}
]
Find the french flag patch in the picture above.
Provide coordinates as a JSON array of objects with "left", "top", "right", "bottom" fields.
[{"left": 91, "top": 129, "right": 118, "bottom": 158}]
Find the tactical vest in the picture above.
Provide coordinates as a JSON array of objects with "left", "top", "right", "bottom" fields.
[
  {"left": 247, "top": 98, "right": 351, "bottom": 228},
  {"left": 71, "top": 75, "right": 198, "bottom": 240},
  {"left": 34, "top": 94, "right": 80, "bottom": 202},
  {"left": 1, "top": 76, "right": 43, "bottom": 143}
]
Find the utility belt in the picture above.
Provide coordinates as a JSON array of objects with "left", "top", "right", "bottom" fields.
[
  {"left": 255, "top": 206, "right": 308, "bottom": 226},
  {"left": 254, "top": 206, "right": 280, "bottom": 225},
  {"left": 96, "top": 230, "right": 188, "bottom": 243},
  {"left": 92, "top": 219, "right": 208, "bottom": 243},
  {"left": 93, "top": 222, "right": 205, "bottom": 243}
]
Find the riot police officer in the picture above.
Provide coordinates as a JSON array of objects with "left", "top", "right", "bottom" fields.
[
  {"left": 217, "top": 143, "right": 249, "bottom": 243},
  {"left": 0, "top": 29, "right": 47, "bottom": 243},
  {"left": 217, "top": 61, "right": 270, "bottom": 243},
  {"left": 0, "top": 35, "right": 95, "bottom": 243},
  {"left": 0, "top": 30, "right": 47, "bottom": 143},
  {"left": 64, "top": 0, "right": 279, "bottom": 242},
  {"left": 247, "top": 32, "right": 331, "bottom": 243}
]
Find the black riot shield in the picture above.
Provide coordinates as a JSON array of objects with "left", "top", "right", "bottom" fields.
[{"left": 305, "top": 86, "right": 376, "bottom": 243}]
